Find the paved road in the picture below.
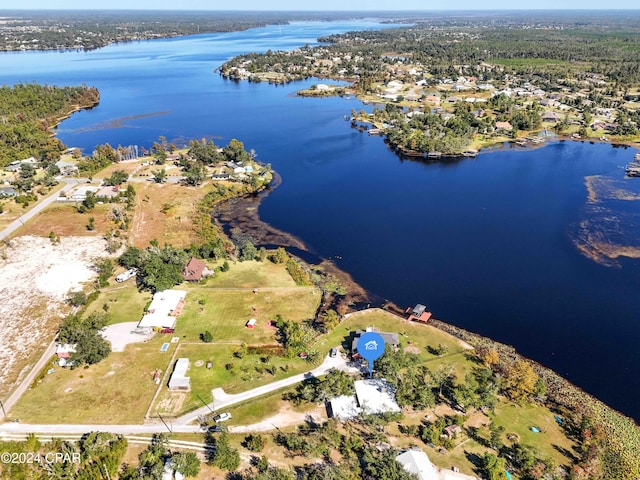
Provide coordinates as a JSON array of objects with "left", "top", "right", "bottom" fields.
[
  {"left": 0, "top": 354, "right": 359, "bottom": 435},
  {"left": 0, "top": 178, "right": 82, "bottom": 242},
  {"left": 1, "top": 339, "right": 57, "bottom": 420}
]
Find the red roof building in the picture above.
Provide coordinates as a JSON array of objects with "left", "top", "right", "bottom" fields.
[{"left": 182, "top": 257, "right": 206, "bottom": 282}]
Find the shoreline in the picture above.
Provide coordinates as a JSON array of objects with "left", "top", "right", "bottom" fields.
[{"left": 210, "top": 166, "right": 640, "bottom": 430}]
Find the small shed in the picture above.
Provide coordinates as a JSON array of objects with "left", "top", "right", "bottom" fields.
[{"left": 246, "top": 318, "right": 257, "bottom": 329}]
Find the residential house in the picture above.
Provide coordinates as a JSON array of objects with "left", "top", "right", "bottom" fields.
[
  {"left": 495, "top": 121, "right": 513, "bottom": 131},
  {"left": 542, "top": 111, "right": 562, "bottom": 123},
  {"left": 328, "top": 379, "right": 401, "bottom": 421},
  {"left": 138, "top": 289, "right": 187, "bottom": 329},
  {"left": 182, "top": 257, "right": 207, "bottom": 282},
  {"left": 351, "top": 329, "right": 399, "bottom": 358},
  {"left": 168, "top": 358, "right": 191, "bottom": 391}
]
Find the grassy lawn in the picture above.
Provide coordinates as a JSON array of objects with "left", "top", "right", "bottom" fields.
[
  {"left": 206, "top": 260, "right": 299, "bottom": 288},
  {"left": 224, "top": 387, "right": 303, "bottom": 426},
  {"left": 492, "top": 403, "right": 576, "bottom": 464},
  {"left": 319, "top": 309, "right": 476, "bottom": 378},
  {"left": 83, "top": 283, "right": 152, "bottom": 325},
  {"left": 11, "top": 336, "right": 177, "bottom": 424},
  {"left": 152, "top": 343, "right": 314, "bottom": 416},
  {"left": 176, "top": 285, "right": 320, "bottom": 343}
]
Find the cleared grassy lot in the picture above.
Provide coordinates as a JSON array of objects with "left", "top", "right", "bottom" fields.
[
  {"left": 84, "top": 283, "right": 152, "bottom": 325},
  {"left": 11, "top": 336, "right": 177, "bottom": 424},
  {"left": 176, "top": 286, "right": 319, "bottom": 343},
  {"left": 206, "top": 259, "right": 299, "bottom": 288},
  {"left": 152, "top": 343, "right": 314, "bottom": 416}
]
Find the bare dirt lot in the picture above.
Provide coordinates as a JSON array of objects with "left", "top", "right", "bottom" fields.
[
  {"left": 0, "top": 235, "right": 108, "bottom": 396},
  {"left": 102, "top": 322, "right": 155, "bottom": 352}
]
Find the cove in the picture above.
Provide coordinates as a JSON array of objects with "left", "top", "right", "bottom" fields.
[{"left": 1, "top": 21, "right": 639, "bottom": 422}]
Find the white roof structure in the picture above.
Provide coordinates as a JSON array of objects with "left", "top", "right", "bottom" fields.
[
  {"left": 329, "top": 379, "right": 401, "bottom": 421},
  {"left": 138, "top": 290, "right": 186, "bottom": 329},
  {"left": 168, "top": 358, "right": 190, "bottom": 390},
  {"left": 354, "top": 379, "right": 401, "bottom": 415},
  {"left": 329, "top": 395, "right": 360, "bottom": 421},
  {"left": 396, "top": 450, "right": 438, "bottom": 480}
]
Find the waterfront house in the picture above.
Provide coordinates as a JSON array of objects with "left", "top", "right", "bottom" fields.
[
  {"left": 542, "top": 111, "right": 562, "bottom": 123},
  {"left": 495, "top": 121, "right": 513, "bottom": 131},
  {"left": 351, "top": 329, "right": 399, "bottom": 358}
]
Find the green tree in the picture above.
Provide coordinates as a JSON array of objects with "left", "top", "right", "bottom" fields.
[
  {"left": 103, "top": 169, "right": 129, "bottom": 186},
  {"left": 240, "top": 240, "right": 257, "bottom": 261},
  {"left": 243, "top": 434, "right": 267, "bottom": 452},
  {"left": 152, "top": 168, "right": 167, "bottom": 183},
  {"left": 209, "top": 432, "right": 240, "bottom": 471},
  {"left": 480, "top": 452, "right": 507, "bottom": 480},
  {"left": 171, "top": 452, "right": 201, "bottom": 478},
  {"left": 200, "top": 330, "right": 213, "bottom": 343}
]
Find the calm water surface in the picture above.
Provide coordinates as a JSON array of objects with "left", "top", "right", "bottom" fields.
[{"left": 1, "top": 21, "right": 639, "bottom": 421}]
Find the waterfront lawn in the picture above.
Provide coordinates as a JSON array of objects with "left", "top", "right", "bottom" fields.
[
  {"left": 175, "top": 286, "right": 320, "bottom": 343},
  {"left": 83, "top": 282, "right": 152, "bottom": 325},
  {"left": 152, "top": 343, "right": 314, "bottom": 416},
  {"left": 319, "top": 309, "right": 476, "bottom": 379},
  {"left": 492, "top": 402, "right": 577, "bottom": 464},
  {"left": 11, "top": 336, "right": 177, "bottom": 424}
]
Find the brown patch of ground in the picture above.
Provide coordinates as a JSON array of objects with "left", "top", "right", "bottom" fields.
[
  {"left": 230, "top": 404, "right": 326, "bottom": 433},
  {"left": 18, "top": 203, "right": 115, "bottom": 237},
  {"left": 130, "top": 182, "right": 209, "bottom": 248}
]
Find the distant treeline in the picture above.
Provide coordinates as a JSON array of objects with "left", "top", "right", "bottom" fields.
[
  {"left": 0, "top": 11, "right": 406, "bottom": 51},
  {"left": 0, "top": 83, "right": 99, "bottom": 166}
]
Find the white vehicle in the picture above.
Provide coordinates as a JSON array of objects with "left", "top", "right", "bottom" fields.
[
  {"left": 213, "top": 412, "right": 232, "bottom": 422},
  {"left": 115, "top": 268, "right": 138, "bottom": 283}
]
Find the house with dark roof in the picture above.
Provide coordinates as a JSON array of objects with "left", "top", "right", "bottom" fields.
[{"left": 351, "top": 329, "right": 399, "bottom": 358}]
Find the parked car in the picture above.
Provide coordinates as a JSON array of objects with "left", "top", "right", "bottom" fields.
[
  {"left": 330, "top": 347, "right": 339, "bottom": 358},
  {"left": 160, "top": 328, "right": 175, "bottom": 334},
  {"left": 208, "top": 425, "right": 226, "bottom": 433},
  {"left": 213, "top": 412, "right": 232, "bottom": 422}
]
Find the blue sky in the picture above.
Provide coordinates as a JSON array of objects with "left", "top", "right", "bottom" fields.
[{"left": 1, "top": 0, "right": 637, "bottom": 10}]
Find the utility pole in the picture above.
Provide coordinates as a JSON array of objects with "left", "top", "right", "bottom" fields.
[{"left": 157, "top": 413, "right": 172, "bottom": 434}]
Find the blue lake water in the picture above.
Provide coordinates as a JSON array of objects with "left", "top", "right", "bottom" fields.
[{"left": 1, "top": 21, "right": 639, "bottom": 421}]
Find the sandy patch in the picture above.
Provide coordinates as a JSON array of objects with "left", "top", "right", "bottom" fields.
[
  {"left": 0, "top": 235, "right": 109, "bottom": 391},
  {"left": 101, "top": 322, "right": 155, "bottom": 352},
  {"left": 229, "top": 405, "right": 326, "bottom": 433}
]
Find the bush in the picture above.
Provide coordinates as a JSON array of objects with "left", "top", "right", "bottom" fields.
[
  {"left": 243, "top": 434, "right": 266, "bottom": 452},
  {"left": 200, "top": 330, "right": 213, "bottom": 343}
]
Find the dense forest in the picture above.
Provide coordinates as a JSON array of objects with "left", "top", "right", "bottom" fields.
[{"left": 0, "top": 83, "right": 99, "bottom": 166}]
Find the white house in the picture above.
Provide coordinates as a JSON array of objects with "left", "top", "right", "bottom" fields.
[
  {"left": 138, "top": 290, "right": 186, "bottom": 329},
  {"left": 328, "top": 379, "right": 400, "bottom": 421},
  {"left": 168, "top": 358, "right": 191, "bottom": 391},
  {"left": 396, "top": 450, "right": 438, "bottom": 480},
  {"left": 396, "top": 449, "right": 477, "bottom": 480}
]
